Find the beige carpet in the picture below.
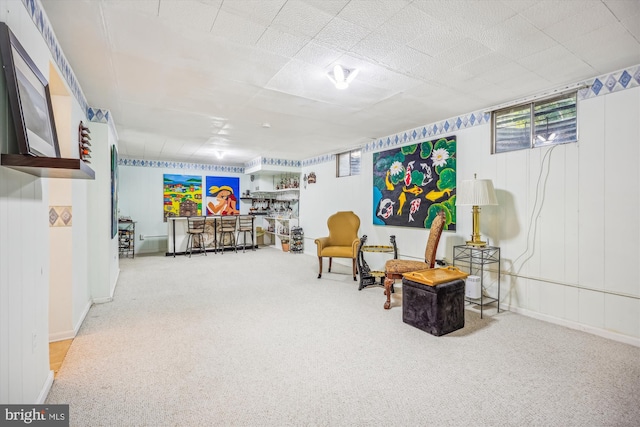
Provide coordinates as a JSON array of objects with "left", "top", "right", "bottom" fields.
[{"left": 46, "top": 248, "right": 640, "bottom": 426}]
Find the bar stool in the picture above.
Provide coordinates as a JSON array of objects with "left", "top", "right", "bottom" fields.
[
  {"left": 186, "top": 216, "right": 206, "bottom": 257},
  {"left": 236, "top": 215, "right": 255, "bottom": 252},
  {"left": 217, "top": 216, "right": 238, "bottom": 254}
]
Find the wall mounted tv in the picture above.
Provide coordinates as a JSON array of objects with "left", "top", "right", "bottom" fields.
[{"left": 0, "top": 22, "right": 60, "bottom": 158}]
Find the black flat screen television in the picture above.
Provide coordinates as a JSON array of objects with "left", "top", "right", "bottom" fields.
[{"left": 0, "top": 22, "right": 60, "bottom": 158}]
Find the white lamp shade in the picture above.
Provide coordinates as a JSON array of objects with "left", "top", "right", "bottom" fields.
[{"left": 456, "top": 178, "right": 498, "bottom": 206}]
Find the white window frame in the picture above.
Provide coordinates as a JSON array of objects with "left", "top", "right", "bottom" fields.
[
  {"left": 493, "top": 92, "right": 578, "bottom": 154},
  {"left": 336, "top": 149, "right": 361, "bottom": 177}
]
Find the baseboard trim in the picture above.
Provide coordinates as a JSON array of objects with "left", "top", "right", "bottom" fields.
[
  {"left": 37, "top": 370, "right": 54, "bottom": 404},
  {"left": 507, "top": 305, "right": 640, "bottom": 348}
]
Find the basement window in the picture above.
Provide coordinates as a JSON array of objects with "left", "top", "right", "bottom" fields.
[
  {"left": 493, "top": 92, "right": 577, "bottom": 153},
  {"left": 337, "top": 149, "right": 361, "bottom": 177}
]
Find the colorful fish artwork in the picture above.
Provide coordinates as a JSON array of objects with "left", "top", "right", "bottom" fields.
[
  {"left": 420, "top": 163, "right": 433, "bottom": 186},
  {"left": 425, "top": 188, "right": 451, "bottom": 202},
  {"left": 408, "top": 198, "right": 421, "bottom": 222},
  {"left": 403, "top": 184, "right": 423, "bottom": 196},
  {"left": 377, "top": 198, "right": 395, "bottom": 219},
  {"left": 397, "top": 192, "right": 407, "bottom": 215},
  {"left": 404, "top": 161, "right": 415, "bottom": 186},
  {"left": 373, "top": 136, "right": 457, "bottom": 230}
]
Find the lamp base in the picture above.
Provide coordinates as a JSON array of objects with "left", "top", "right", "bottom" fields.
[{"left": 465, "top": 239, "right": 487, "bottom": 247}]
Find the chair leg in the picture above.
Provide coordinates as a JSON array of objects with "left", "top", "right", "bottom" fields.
[
  {"left": 200, "top": 233, "right": 206, "bottom": 256},
  {"left": 317, "top": 257, "right": 322, "bottom": 279},
  {"left": 384, "top": 276, "right": 393, "bottom": 310},
  {"left": 352, "top": 258, "right": 357, "bottom": 281},
  {"left": 186, "top": 234, "right": 192, "bottom": 258},
  {"left": 328, "top": 257, "right": 332, "bottom": 272}
]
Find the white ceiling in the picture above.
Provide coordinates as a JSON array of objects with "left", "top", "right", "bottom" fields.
[{"left": 41, "top": 0, "right": 640, "bottom": 166}]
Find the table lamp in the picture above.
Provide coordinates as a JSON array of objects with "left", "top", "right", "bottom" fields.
[{"left": 456, "top": 174, "right": 498, "bottom": 246}]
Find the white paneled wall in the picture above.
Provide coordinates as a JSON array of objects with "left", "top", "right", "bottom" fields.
[{"left": 300, "top": 86, "right": 640, "bottom": 345}]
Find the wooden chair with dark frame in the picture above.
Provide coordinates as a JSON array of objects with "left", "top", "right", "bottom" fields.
[{"left": 383, "top": 210, "right": 446, "bottom": 309}]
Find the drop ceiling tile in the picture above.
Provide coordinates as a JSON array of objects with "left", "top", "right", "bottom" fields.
[
  {"left": 375, "top": 4, "right": 438, "bottom": 44},
  {"left": 256, "top": 27, "right": 311, "bottom": 58},
  {"left": 337, "top": 0, "right": 411, "bottom": 30},
  {"left": 455, "top": 53, "right": 513, "bottom": 77},
  {"left": 220, "top": 0, "right": 286, "bottom": 26},
  {"left": 210, "top": 9, "right": 267, "bottom": 46},
  {"left": 413, "top": 0, "right": 518, "bottom": 37},
  {"left": 351, "top": 32, "right": 403, "bottom": 63},
  {"left": 517, "top": 45, "right": 595, "bottom": 84},
  {"left": 478, "top": 15, "right": 547, "bottom": 51},
  {"left": 604, "top": 0, "right": 640, "bottom": 18},
  {"left": 158, "top": 0, "right": 218, "bottom": 32},
  {"left": 272, "top": 1, "right": 334, "bottom": 38},
  {"left": 407, "top": 22, "right": 465, "bottom": 57},
  {"left": 293, "top": 41, "right": 344, "bottom": 68},
  {"left": 516, "top": 0, "right": 592, "bottom": 29},
  {"left": 314, "top": 17, "right": 370, "bottom": 50},
  {"left": 108, "top": 0, "right": 160, "bottom": 17},
  {"left": 563, "top": 23, "right": 640, "bottom": 74},
  {"left": 300, "top": 0, "right": 351, "bottom": 16},
  {"left": 542, "top": 1, "right": 619, "bottom": 43},
  {"left": 621, "top": 12, "right": 640, "bottom": 41},
  {"left": 434, "top": 38, "right": 494, "bottom": 67},
  {"left": 382, "top": 45, "right": 433, "bottom": 73}
]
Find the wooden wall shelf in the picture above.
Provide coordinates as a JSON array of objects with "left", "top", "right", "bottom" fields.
[{"left": 1, "top": 154, "right": 95, "bottom": 179}]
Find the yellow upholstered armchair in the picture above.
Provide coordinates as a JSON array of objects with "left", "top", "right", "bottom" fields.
[
  {"left": 315, "top": 211, "right": 361, "bottom": 280},
  {"left": 383, "top": 210, "right": 446, "bottom": 309}
]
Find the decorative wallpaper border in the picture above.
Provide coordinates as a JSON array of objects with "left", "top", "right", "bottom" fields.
[
  {"left": 119, "top": 158, "right": 245, "bottom": 174},
  {"left": 23, "top": 0, "right": 88, "bottom": 113},
  {"left": 245, "top": 157, "right": 302, "bottom": 169},
  {"left": 23, "top": 1, "right": 117, "bottom": 135}
]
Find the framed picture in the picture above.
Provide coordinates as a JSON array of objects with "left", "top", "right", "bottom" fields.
[{"left": 0, "top": 22, "right": 60, "bottom": 158}]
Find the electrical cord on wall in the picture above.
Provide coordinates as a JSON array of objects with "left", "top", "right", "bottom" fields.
[{"left": 509, "top": 144, "right": 559, "bottom": 276}]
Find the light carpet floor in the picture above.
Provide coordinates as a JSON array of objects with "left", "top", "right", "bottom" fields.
[{"left": 46, "top": 248, "right": 640, "bottom": 426}]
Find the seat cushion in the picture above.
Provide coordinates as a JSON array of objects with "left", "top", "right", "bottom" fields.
[
  {"left": 321, "top": 246, "right": 356, "bottom": 258},
  {"left": 385, "top": 259, "right": 429, "bottom": 275}
]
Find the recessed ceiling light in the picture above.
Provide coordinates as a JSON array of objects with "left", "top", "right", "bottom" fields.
[{"left": 262, "top": 122, "right": 271, "bottom": 128}]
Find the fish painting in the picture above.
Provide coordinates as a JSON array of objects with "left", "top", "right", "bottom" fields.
[
  {"left": 425, "top": 188, "right": 451, "bottom": 201},
  {"left": 403, "top": 184, "right": 423, "bottom": 196},
  {"left": 385, "top": 170, "right": 394, "bottom": 191},
  {"left": 420, "top": 163, "right": 433, "bottom": 186},
  {"left": 377, "top": 198, "right": 395, "bottom": 219},
  {"left": 404, "top": 161, "right": 415, "bottom": 186},
  {"left": 408, "top": 198, "right": 421, "bottom": 222},
  {"left": 397, "top": 192, "right": 407, "bottom": 215}
]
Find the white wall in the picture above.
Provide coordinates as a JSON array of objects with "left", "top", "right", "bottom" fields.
[
  {"left": 0, "top": 0, "right": 118, "bottom": 403},
  {"left": 88, "top": 122, "right": 120, "bottom": 303},
  {"left": 0, "top": 0, "right": 57, "bottom": 403},
  {"left": 300, "top": 85, "right": 640, "bottom": 346},
  {"left": 118, "top": 164, "right": 249, "bottom": 254}
]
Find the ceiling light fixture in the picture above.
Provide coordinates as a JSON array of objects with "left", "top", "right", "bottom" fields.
[
  {"left": 215, "top": 150, "right": 224, "bottom": 159},
  {"left": 326, "top": 64, "right": 359, "bottom": 90}
]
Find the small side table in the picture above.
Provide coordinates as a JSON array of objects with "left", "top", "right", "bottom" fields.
[
  {"left": 357, "top": 235, "right": 397, "bottom": 290},
  {"left": 452, "top": 245, "right": 500, "bottom": 318}
]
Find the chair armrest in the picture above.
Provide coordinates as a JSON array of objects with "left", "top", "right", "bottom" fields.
[
  {"left": 351, "top": 238, "right": 360, "bottom": 257},
  {"left": 315, "top": 237, "right": 330, "bottom": 256}
]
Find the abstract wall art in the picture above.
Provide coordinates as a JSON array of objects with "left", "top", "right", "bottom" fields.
[
  {"left": 163, "top": 174, "right": 202, "bottom": 221},
  {"left": 373, "top": 136, "right": 457, "bottom": 230},
  {"left": 205, "top": 176, "right": 240, "bottom": 216}
]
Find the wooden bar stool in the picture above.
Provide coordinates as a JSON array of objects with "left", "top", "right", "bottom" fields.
[
  {"left": 236, "top": 215, "right": 255, "bottom": 252},
  {"left": 186, "top": 216, "right": 207, "bottom": 257}
]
